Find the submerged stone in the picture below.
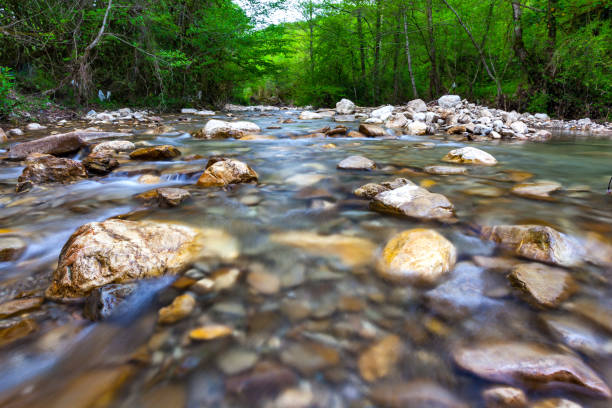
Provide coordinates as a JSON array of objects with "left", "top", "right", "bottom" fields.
[
  {"left": 442, "top": 146, "right": 497, "bottom": 165},
  {"left": 370, "top": 184, "right": 455, "bottom": 221},
  {"left": 509, "top": 263, "right": 576, "bottom": 308},
  {"left": 337, "top": 155, "right": 376, "bottom": 170}
]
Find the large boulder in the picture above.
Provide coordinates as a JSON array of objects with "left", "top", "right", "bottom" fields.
[
  {"left": 370, "top": 184, "right": 455, "bottom": 221},
  {"left": 16, "top": 153, "right": 87, "bottom": 192},
  {"left": 442, "top": 147, "right": 498, "bottom": 165},
  {"left": 406, "top": 99, "right": 428, "bottom": 112},
  {"left": 45, "top": 219, "right": 237, "bottom": 299},
  {"left": 129, "top": 145, "right": 181, "bottom": 161},
  {"left": 8, "top": 131, "right": 130, "bottom": 160},
  {"left": 407, "top": 121, "right": 427, "bottom": 135},
  {"left": 337, "top": 155, "right": 376, "bottom": 170},
  {"left": 510, "top": 121, "right": 529, "bottom": 134},
  {"left": 335, "top": 98, "right": 356, "bottom": 115},
  {"left": 438, "top": 95, "right": 462, "bottom": 108},
  {"left": 371, "top": 105, "right": 394, "bottom": 121},
  {"left": 196, "top": 157, "right": 258, "bottom": 187},
  {"left": 377, "top": 229, "right": 456, "bottom": 286},
  {"left": 453, "top": 341, "right": 611, "bottom": 398},
  {"left": 480, "top": 225, "right": 581, "bottom": 267}
]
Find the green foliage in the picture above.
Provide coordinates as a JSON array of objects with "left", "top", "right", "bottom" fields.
[{"left": 0, "top": 67, "right": 16, "bottom": 116}]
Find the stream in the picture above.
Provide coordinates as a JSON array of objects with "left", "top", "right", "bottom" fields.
[{"left": 1, "top": 109, "right": 611, "bottom": 407}]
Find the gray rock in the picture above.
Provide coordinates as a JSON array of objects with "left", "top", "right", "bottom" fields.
[
  {"left": 406, "top": 98, "right": 428, "bottom": 112},
  {"left": 370, "top": 184, "right": 454, "bottom": 220},
  {"left": 337, "top": 155, "right": 376, "bottom": 170},
  {"left": 335, "top": 98, "right": 356, "bottom": 115},
  {"left": 438, "top": 95, "right": 462, "bottom": 108}
]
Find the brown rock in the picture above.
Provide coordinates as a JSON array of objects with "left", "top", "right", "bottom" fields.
[
  {"left": 82, "top": 151, "right": 119, "bottom": 174},
  {"left": 447, "top": 125, "right": 467, "bottom": 134},
  {"left": 326, "top": 126, "right": 347, "bottom": 136},
  {"left": 482, "top": 386, "right": 527, "bottom": 408},
  {"left": 247, "top": 268, "right": 280, "bottom": 295},
  {"left": 280, "top": 342, "right": 340, "bottom": 375},
  {"left": 358, "top": 335, "right": 402, "bottom": 382},
  {"left": 564, "top": 298, "right": 612, "bottom": 333},
  {"left": 453, "top": 341, "right": 611, "bottom": 397},
  {"left": 158, "top": 293, "right": 195, "bottom": 324},
  {"left": 370, "top": 184, "right": 455, "bottom": 221},
  {"left": 509, "top": 263, "right": 576, "bottom": 308},
  {"left": 226, "top": 362, "right": 298, "bottom": 401},
  {"left": 16, "top": 153, "right": 87, "bottom": 192},
  {"left": 189, "top": 324, "right": 233, "bottom": 340},
  {"left": 442, "top": 147, "right": 498, "bottom": 165},
  {"left": 370, "top": 380, "right": 468, "bottom": 408},
  {"left": 347, "top": 130, "right": 366, "bottom": 138},
  {"left": 45, "top": 219, "right": 206, "bottom": 299},
  {"left": 129, "top": 145, "right": 181, "bottom": 161},
  {"left": 378, "top": 229, "right": 457, "bottom": 286},
  {"left": 480, "top": 225, "right": 581, "bottom": 267},
  {"left": 0, "top": 127, "right": 7, "bottom": 142},
  {"left": 0, "top": 297, "right": 43, "bottom": 318},
  {"left": 8, "top": 131, "right": 130, "bottom": 159},
  {"left": 359, "top": 123, "right": 386, "bottom": 137},
  {"left": 529, "top": 399, "right": 583, "bottom": 408},
  {"left": 0, "top": 319, "right": 37, "bottom": 348},
  {"left": 135, "top": 187, "right": 191, "bottom": 208},
  {"left": 196, "top": 157, "right": 258, "bottom": 187},
  {"left": 0, "top": 236, "right": 27, "bottom": 261}
]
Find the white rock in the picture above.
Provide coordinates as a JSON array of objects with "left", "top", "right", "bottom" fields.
[
  {"left": 534, "top": 113, "right": 550, "bottom": 121},
  {"left": 443, "top": 146, "right": 498, "bottom": 165},
  {"left": 204, "top": 119, "right": 260, "bottom": 138},
  {"left": 407, "top": 121, "right": 427, "bottom": 135},
  {"left": 335, "top": 98, "right": 356, "bottom": 115},
  {"left": 407, "top": 99, "right": 428, "bottom": 112},
  {"left": 92, "top": 140, "right": 136, "bottom": 153},
  {"left": 181, "top": 108, "right": 198, "bottom": 114},
  {"left": 425, "top": 112, "right": 437, "bottom": 124},
  {"left": 96, "top": 113, "right": 115, "bottom": 121},
  {"left": 364, "top": 117, "right": 384, "bottom": 124},
  {"left": 371, "top": 105, "right": 394, "bottom": 121},
  {"left": 510, "top": 121, "right": 528, "bottom": 134},
  {"left": 8, "top": 128, "right": 24, "bottom": 136},
  {"left": 298, "top": 111, "right": 323, "bottom": 120},
  {"left": 26, "top": 123, "right": 47, "bottom": 131},
  {"left": 437, "top": 95, "right": 461, "bottom": 108},
  {"left": 196, "top": 110, "right": 215, "bottom": 116},
  {"left": 86, "top": 110, "right": 97, "bottom": 117},
  {"left": 385, "top": 113, "right": 408, "bottom": 128}
]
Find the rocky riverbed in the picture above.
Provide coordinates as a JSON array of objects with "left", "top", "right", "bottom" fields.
[{"left": 0, "top": 97, "right": 611, "bottom": 407}]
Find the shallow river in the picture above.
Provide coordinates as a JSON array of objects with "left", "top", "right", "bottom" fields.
[{"left": 0, "top": 110, "right": 611, "bottom": 407}]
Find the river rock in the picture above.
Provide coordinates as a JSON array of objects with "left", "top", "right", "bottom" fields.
[
  {"left": 270, "top": 231, "right": 376, "bottom": 267},
  {"left": 158, "top": 293, "right": 196, "bottom": 324},
  {"left": 370, "top": 184, "right": 455, "bottom": 220},
  {"left": 482, "top": 386, "right": 527, "bottom": 408},
  {"left": 511, "top": 181, "right": 562, "bottom": 200},
  {"left": 407, "top": 98, "right": 428, "bottom": 112},
  {"left": 45, "top": 219, "right": 207, "bottom": 299},
  {"left": 480, "top": 225, "right": 581, "bottom": 267},
  {"left": 511, "top": 121, "right": 528, "bottom": 134},
  {"left": 137, "top": 187, "right": 191, "bottom": 208},
  {"left": 530, "top": 399, "right": 582, "bottom": 408},
  {"left": 84, "top": 283, "right": 137, "bottom": 320},
  {"left": 452, "top": 341, "right": 611, "bottom": 397},
  {"left": 407, "top": 121, "right": 427, "bottom": 135},
  {"left": 16, "top": 153, "right": 87, "bottom": 192},
  {"left": 359, "top": 123, "right": 386, "bottom": 137},
  {"left": 8, "top": 131, "right": 130, "bottom": 159},
  {"left": 247, "top": 268, "right": 280, "bottom": 295},
  {"left": 541, "top": 314, "right": 612, "bottom": 356},
  {"left": 8, "top": 128, "right": 23, "bottom": 136},
  {"left": 92, "top": 140, "right": 135, "bottom": 153},
  {"left": 280, "top": 342, "right": 340, "bottom": 375},
  {"left": 129, "top": 145, "right": 181, "bottom": 160},
  {"left": 83, "top": 151, "right": 120, "bottom": 174},
  {"left": 298, "top": 111, "right": 323, "bottom": 120},
  {"left": 509, "top": 263, "right": 576, "bottom": 308},
  {"left": 0, "top": 236, "right": 26, "bottom": 261},
  {"left": 226, "top": 362, "right": 298, "bottom": 401},
  {"left": 0, "top": 319, "right": 37, "bottom": 348},
  {"left": 0, "top": 297, "right": 43, "bottom": 319},
  {"left": 354, "top": 178, "right": 413, "bottom": 199},
  {"left": 26, "top": 123, "right": 46, "bottom": 130},
  {"left": 438, "top": 95, "right": 462, "bottom": 108},
  {"left": 370, "top": 380, "right": 468, "bottom": 408},
  {"left": 336, "top": 98, "right": 355, "bottom": 114},
  {"left": 0, "top": 128, "right": 7, "bottom": 142},
  {"left": 337, "top": 155, "right": 376, "bottom": 170},
  {"left": 217, "top": 348, "right": 259, "bottom": 375},
  {"left": 364, "top": 117, "right": 384, "bottom": 124},
  {"left": 334, "top": 114, "right": 355, "bottom": 122},
  {"left": 378, "top": 229, "right": 456, "bottom": 286},
  {"left": 564, "top": 298, "right": 612, "bottom": 333},
  {"left": 196, "top": 157, "right": 258, "bottom": 187},
  {"left": 190, "top": 324, "right": 233, "bottom": 340},
  {"left": 424, "top": 165, "right": 467, "bottom": 175},
  {"left": 199, "top": 119, "right": 261, "bottom": 138},
  {"left": 371, "top": 105, "right": 394, "bottom": 121},
  {"left": 442, "top": 147, "right": 498, "bottom": 165},
  {"left": 385, "top": 114, "right": 408, "bottom": 128},
  {"left": 358, "top": 334, "right": 402, "bottom": 381}
]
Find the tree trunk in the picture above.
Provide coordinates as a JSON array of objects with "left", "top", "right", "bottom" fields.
[
  {"left": 308, "top": 3, "right": 315, "bottom": 83},
  {"left": 425, "top": 0, "right": 440, "bottom": 98},
  {"left": 402, "top": 8, "right": 418, "bottom": 99},
  {"left": 392, "top": 18, "right": 401, "bottom": 103},
  {"left": 511, "top": 1, "right": 529, "bottom": 75},
  {"left": 356, "top": 8, "right": 366, "bottom": 79},
  {"left": 372, "top": 0, "right": 383, "bottom": 104}
]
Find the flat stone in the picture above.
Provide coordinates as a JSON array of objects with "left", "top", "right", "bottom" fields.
[
  {"left": 189, "top": 324, "right": 233, "bottom": 340},
  {"left": 378, "top": 229, "right": 456, "bottom": 286},
  {"left": 82, "top": 151, "right": 120, "bottom": 174},
  {"left": 16, "top": 153, "right": 87, "bottom": 192},
  {"left": 298, "top": 111, "right": 323, "bottom": 120},
  {"left": 92, "top": 140, "right": 135, "bottom": 153},
  {"left": 370, "top": 184, "right": 455, "bottom": 221},
  {"left": 280, "top": 342, "right": 340, "bottom": 375},
  {"left": 0, "top": 319, "right": 37, "bottom": 348},
  {"left": 158, "top": 293, "right": 196, "bottom": 324},
  {"left": 0, "top": 297, "right": 43, "bottom": 318},
  {"left": 337, "top": 155, "right": 376, "bottom": 170},
  {"left": 442, "top": 146, "right": 497, "bottom": 165},
  {"left": 370, "top": 380, "right": 468, "bottom": 408},
  {"left": 447, "top": 125, "right": 467, "bottom": 134},
  {"left": 452, "top": 341, "right": 611, "bottom": 397},
  {"left": 482, "top": 386, "right": 527, "bottom": 408},
  {"left": 270, "top": 231, "right": 376, "bottom": 267},
  {"left": 226, "top": 362, "right": 298, "bottom": 401},
  {"left": 509, "top": 263, "right": 576, "bottom": 308},
  {"left": 564, "top": 298, "right": 612, "bottom": 333},
  {"left": 463, "top": 186, "right": 504, "bottom": 197},
  {"left": 196, "top": 157, "right": 258, "bottom": 187},
  {"left": 359, "top": 123, "right": 386, "bottom": 137},
  {"left": 358, "top": 335, "right": 402, "bottom": 382},
  {"left": 481, "top": 225, "right": 581, "bottom": 267},
  {"left": 8, "top": 131, "right": 130, "bottom": 159},
  {"left": 511, "top": 181, "right": 562, "bottom": 200},
  {"left": 529, "top": 398, "right": 583, "bottom": 408},
  {"left": 129, "top": 145, "right": 181, "bottom": 160},
  {"left": 424, "top": 165, "right": 467, "bottom": 175},
  {"left": 217, "top": 348, "right": 258, "bottom": 375},
  {"left": 247, "top": 268, "right": 280, "bottom": 295},
  {"left": 195, "top": 119, "right": 261, "bottom": 138},
  {"left": 136, "top": 187, "right": 191, "bottom": 208},
  {"left": 541, "top": 313, "right": 612, "bottom": 356}
]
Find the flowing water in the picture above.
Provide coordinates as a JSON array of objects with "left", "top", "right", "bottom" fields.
[{"left": 0, "top": 110, "right": 611, "bottom": 407}]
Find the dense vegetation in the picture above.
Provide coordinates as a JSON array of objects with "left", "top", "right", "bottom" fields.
[{"left": 1, "top": 0, "right": 611, "bottom": 119}]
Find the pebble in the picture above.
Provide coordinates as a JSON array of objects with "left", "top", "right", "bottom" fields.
[
  {"left": 158, "top": 293, "right": 196, "bottom": 324},
  {"left": 189, "top": 324, "right": 233, "bottom": 341}
]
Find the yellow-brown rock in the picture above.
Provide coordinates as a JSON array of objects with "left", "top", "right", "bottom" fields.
[
  {"left": 158, "top": 293, "right": 195, "bottom": 324},
  {"left": 196, "top": 157, "right": 258, "bottom": 187},
  {"left": 358, "top": 335, "right": 402, "bottom": 382}
]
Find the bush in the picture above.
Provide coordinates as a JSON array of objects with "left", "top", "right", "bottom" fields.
[{"left": 0, "top": 66, "right": 16, "bottom": 117}]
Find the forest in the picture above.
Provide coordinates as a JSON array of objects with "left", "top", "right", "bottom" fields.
[{"left": 1, "top": 0, "right": 611, "bottom": 119}]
